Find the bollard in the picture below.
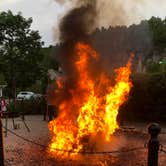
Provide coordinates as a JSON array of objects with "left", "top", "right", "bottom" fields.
[
  {"left": 147, "top": 123, "right": 161, "bottom": 166},
  {"left": 0, "top": 114, "right": 4, "bottom": 166}
]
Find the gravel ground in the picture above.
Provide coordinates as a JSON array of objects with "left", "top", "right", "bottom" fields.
[{"left": 2, "top": 115, "right": 166, "bottom": 166}]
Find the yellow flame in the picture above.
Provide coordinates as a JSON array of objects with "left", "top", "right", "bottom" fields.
[{"left": 48, "top": 42, "right": 133, "bottom": 158}]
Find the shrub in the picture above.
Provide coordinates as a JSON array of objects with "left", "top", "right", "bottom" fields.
[
  {"left": 7, "top": 97, "right": 47, "bottom": 115},
  {"left": 119, "top": 73, "right": 166, "bottom": 122}
]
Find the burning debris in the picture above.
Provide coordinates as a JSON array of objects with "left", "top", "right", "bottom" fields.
[
  {"left": 48, "top": 1, "right": 133, "bottom": 158},
  {"left": 48, "top": 42, "right": 133, "bottom": 157}
]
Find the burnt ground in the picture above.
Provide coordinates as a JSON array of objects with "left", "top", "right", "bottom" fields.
[{"left": 2, "top": 115, "right": 166, "bottom": 166}]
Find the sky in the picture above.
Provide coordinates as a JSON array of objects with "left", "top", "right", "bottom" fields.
[
  {"left": 0, "top": 0, "right": 69, "bottom": 46},
  {"left": 0, "top": 0, "right": 166, "bottom": 46}
]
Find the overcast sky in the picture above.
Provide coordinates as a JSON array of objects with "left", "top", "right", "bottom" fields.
[
  {"left": 0, "top": 0, "right": 69, "bottom": 46},
  {"left": 0, "top": 0, "right": 166, "bottom": 47}
]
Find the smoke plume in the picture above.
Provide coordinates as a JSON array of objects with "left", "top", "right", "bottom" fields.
[
  {"left": 52, "top": 0, "right": 155, "bottom": 87},
  {"left": 50, "top": 0, "right": 102, "bottom": 108},
  {"left": 56, "top": 0, "right": 99, "bottom": 77},
  {"left": 59, "top": 2, "right": 97, "bottom": 43},
  {"left": 55, "top": 0, "right": 166, "bottom": 28}
]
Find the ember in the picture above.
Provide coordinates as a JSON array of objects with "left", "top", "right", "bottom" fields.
[{"left": 48, "top": 42, "right": 133, "bottom": 157}]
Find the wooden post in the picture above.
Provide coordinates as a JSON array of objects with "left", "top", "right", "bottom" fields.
[{"left": 147, "top": 123, "right": 161, "bottom": 166}]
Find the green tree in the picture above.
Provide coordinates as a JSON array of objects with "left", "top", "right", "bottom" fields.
[
  {"left": 148, "top": 17, "right": 166, "bottom": 52},
  {"left": 0, "top": 10, "right": 44, "bottom": 98}
]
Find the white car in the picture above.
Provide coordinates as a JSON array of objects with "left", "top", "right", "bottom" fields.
[{"left": 16, "top": 91, "right": 35, "bottom": 100}]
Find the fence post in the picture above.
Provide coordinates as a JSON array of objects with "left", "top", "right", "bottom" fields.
[
  {"left": 0, "top": 114, "right": 4, "bottom": 166},
  {"left": 147, "top": 123, "right": 161, "bottom": 166}
]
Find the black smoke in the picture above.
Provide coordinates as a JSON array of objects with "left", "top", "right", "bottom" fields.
[{"left": 52, "top": 1, "right": 100, "bottom": 106}]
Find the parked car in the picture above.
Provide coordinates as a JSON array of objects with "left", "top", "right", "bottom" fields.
[
  {"left": 16, "top": 91, "right": 35, "bottom": 100},
  {"left": 33, "top": 93, "right": 43, "bottom": 99}
]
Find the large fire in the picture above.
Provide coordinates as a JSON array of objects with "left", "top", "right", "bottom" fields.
[{"left": 48, "top": 42, "right": 133, "bottom": 157}]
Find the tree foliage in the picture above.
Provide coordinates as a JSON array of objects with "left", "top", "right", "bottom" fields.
[
  {"left": 0, "top": 11, "right": 44, "bottom": 97},
  {"left": 148, "top": 17, "right": 166, "bottom": 52},
  {"left": 118, "top": 73, "right": 166, "bottom": 122}
]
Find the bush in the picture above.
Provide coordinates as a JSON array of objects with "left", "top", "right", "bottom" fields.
[
  {"left": 7, "top": 97, "right": 47, "bottom": 115},
  {"left": 119, "top": 73, "right": 166, "bottom": 122}
]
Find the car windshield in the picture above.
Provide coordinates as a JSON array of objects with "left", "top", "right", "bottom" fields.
[{"left": 20, "top": 92, "right": 28, "bottom": 95}]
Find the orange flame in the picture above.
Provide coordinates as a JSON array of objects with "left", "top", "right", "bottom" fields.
[{"left": 48, "top": 42, "right": 133, "bottom": 157}]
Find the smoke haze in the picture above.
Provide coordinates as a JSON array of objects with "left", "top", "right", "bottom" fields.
[
  {"left": 55, "top": 0, "right": 166, "bottom": 29},
  {"left": 54, "top": 0, "right": 153, "bottom": 72}
]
